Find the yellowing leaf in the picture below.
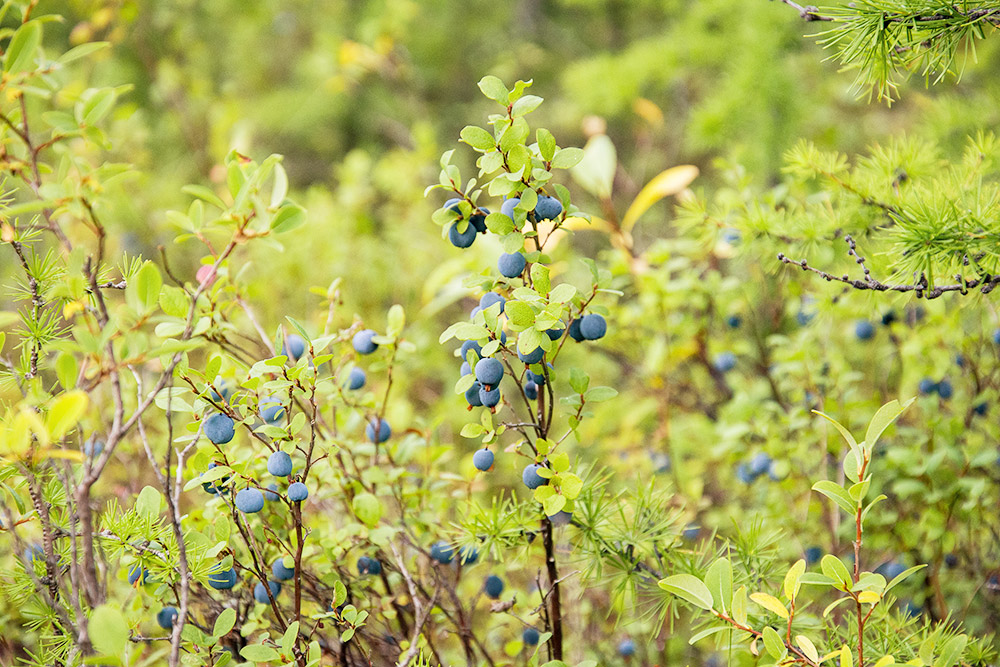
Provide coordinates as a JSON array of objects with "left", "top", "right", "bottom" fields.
[
  {"left": 858, "top": 591, "right": 881, "bottom": 604},
  {"left": 873, "top": 656, "right": 896, "bottom": 667},
  {"left": 621, "top": 165, "right": 699, "bottom": 232},
  {"left": 796, "top": 635, "right": 820, "bottom": 664},
  {"left": 46, "top": 391, "right": 89, "bottom": 440},
  {"left": 841, "top": 645, "right": 854, "bottom": 667},
  {"left": 784, "top": 559, "right": 806, "bottom": 601},
  {"left": 750, "top": 592, "right": 789, "bottom": 618}
]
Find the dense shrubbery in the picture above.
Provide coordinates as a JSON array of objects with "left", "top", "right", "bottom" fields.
[{"left": 3, "top": 2, "right": 1000, "bottom": 666}]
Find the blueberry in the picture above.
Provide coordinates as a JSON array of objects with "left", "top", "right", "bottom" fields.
[
  {"left": 473, "top": 449, "right": 494, "bottom": 471},
  {"left": 459, "top": 546, "right": 479, "bottom": 565},
  {"left": 550, "top": 510, "right": 573, "bottom": 526},
  {"left": 918, "top": 378, "right": 938, "bottom": 395},
  {"left": 283, "top": 334, "right": 306, "bottom": 361},
  {"left": 465, "top": 381, "right": 484, "bottom": 407},
  {"left": 260, "top": 397, "right": 285, "bottom": 424},
  {"left": 288, "top": 482, "right": 309, "bottom": 502},
  {"left": 22, "top": 544, "right": 43, "bottom": 563},
  {"left": 937, "top": 379, "right": 953, "bottom": 399},
  {"left": 365, "top": 417, "right": 391, "bottom": 443},
  {"left": 461, "top": 340, "right": 483, "bottom": 360},
  {"left": 449, "top": 221, "right": 477, "bottom": 248},
  {"left": 484, "top": 574, "right": 504, "bottom": 599},
  {"left": 714, "top": 352, "right": 736, "bottom": 373},
  {"left": 479, "top": 292, "right": 505, "bottom": 314},
  {"left": 478, "top": 385, "right": 501, "bottom": 408},
  {"left": 954, "top": 353, "right": 965, "bottom": 368},
  {"left": 973, "top": 401, "right": 988, "bottom": 416},
  {"left": 254, "top": 580, "right": 281, "bottom": 604},
  {"left": 203, "top": 413, "right": 235, "bottom": 445},
  {"left": 534, "top": 195, "right": 563, "bottom": 221},
  {"left": 855, "top": 320, "right": 875, "bottom": 340},
  {"left": 83, "top": 436, "right": 105, "bottom": 457},
  {"left": 524, "top": 381, "right": 538, "bottom": 400},
  {"left": 682, "top": 524, "right": 700, "bottom": 541},
  {"left": 901, "top": 599, "right": 922, "bottom": 618},
  {"left": 500, "top": 197, "right": 519, "bottom": 221},
  {"left": 470, "top": 208, "right": 489, "bottom": 234},
  {"left": 736, "top": 463, "right": 755, "bottom": 484},
  {"left": 721, "top": 228, "right": 741, "bottom": 245},
  {"left": 527, "top": 370, "right": 547, "bottom": 386},
  {"left": 444, "top": 198, "right": 463, "bottom": 216},
  {"left": 128, "top": 565, "right": 149, "bottom": 586},
  {"left": 522, "top": 627, "right": 540, "bottom": 646},
  {"left": 579, "top": 314, "right": 607, "bottom": 340},
  {"left": 460, "top": 361, "right": 472, "bottom": 376},
  {"left": 357, "top": 556, "right": 382, "bottom": 575},
  {"left": 208, "top": 567, "right": 238, "bottom": 590},
  {"left": 804, "top": 546, "right": 823, "bottom": 565},
  {"left": 545, "top": 325, "right": 564, "bottom": 341},
  {"left": 944, "top": 553, "right": 958, "bottom": 568},
  {"left": 993, "top": 328, "right": 1000, "bottom": 345},
  {"left": 157, "top": 606, "right": 179, "bottom": 630},
  {"left": 726, "top": 315, "right": 741, "bottom": 329},
  {"left": 498, "top": 252, "right": 527, "bottom": 278},
  {"left": 347, "top": 367, "right": 366, "bottom": 390},
  {"left": 272, "top": 559, "right": 295, "bottom": 581},
  {"left": 475, "top": 358, "right": 504, "bottom": 387},
  {"left": 518, "top": 346, "right": 544, "bottom": 365},
  {"left": 522, "top": 463, "right": 548, "bottom": 489},
  {"left": 235, "top": 488, "right": 265, "bottom": 514},
  {"left": 881, "top": 310, "right": 897, "bottom": 326},
  {"left": 430, "top": 541, "right": 454, "bottom": 564},
  {"left": 568, "top": 319, "right": 585, "bottom": 342},
  {"left": 264, "top": 484, "right": 280, "bottom": 502},
  {"left": 268, "top": 451, "right": 293, "bottom": 477},
  {"left": 618, "top": 638, "right": 636, "bottom": 657},
  {"left": 749, "top": 453, "right": 772, "bottom": 476},
  {"left": 209, "top": 379, "right": 232, "bottom": 403},
  {"left": 352, "top": 329, "right": 379, "bottom": 355},
  {"left": 796, "top": 310, "right": 814, "bottom": 326}
]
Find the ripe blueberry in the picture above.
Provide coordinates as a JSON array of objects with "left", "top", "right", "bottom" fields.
[
  {"left": 235, "top": 488, "right": 265, "bottom": 514},
  {"left": 204, "top": 413, "right": 235, "bottom": 445},
  {"left": 473, "top": 448, "right": 494, "bottom": 471},
  {"left": 268, "top": 451, "right": 293, "bottom": 477},
  {"left": 352, "top": 329, "right": 379, "bottom": 355}
]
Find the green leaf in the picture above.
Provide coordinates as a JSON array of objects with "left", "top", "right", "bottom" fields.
[
  {"left": 134, "top": 262, "right": 163, "bottom": 312},
  {"left": 6, "top": 21, "right": 42, "bottom": 74},
  {"left": 240, "top": 644, "right": 280, "bottom": 662},
  {"left": 933, "top": 634, "right": 967, "bottom": 667},
  {"left": 271, "top": 204, "right": 308, "bottom": 233},
  {"left": 705, "top": 558, "right": 733, "bottom": 612},
  {"left": 813, "top": 410, "right": 858, "bottom": 451},
  {"left": 460, "top": 126, "right": 495, "bottom": 151},
  {"left": 658, "top": 574, "right": 714, "bottom": 611},
  {"left": 511, "top": 95, "right": 543, "bottom": 117},
  {"left": 812, "top": 480, "right": 857, "bottom": 515},
  {"left": 820, "top": 555, "right": 853, "bottom": 587},
  {"left": 81, "top": 88, "right": 117, "bottom": 126},
  {"left": 505, "top": 301, "right": 535, "bottom": 329},
  {"left": 543, "top": 493, "right": 566, "bottom": 516},
  {"left": 551, "top": 147, "right": 584, "bottom": 170},
  {"left": 688, "top": 626, "right": 731, "bottom": 645},
  {"left": 560, "top": 474, "right": 583, "bottom": 499},
  {"left": 213, "top": 608, "right": 237, "bottom": 637},
  {"left": 537, "top": 129, "right": 556, "bottom": 162},
  {"left": 90, "top": 604, "right": 129, "bottom": 656},
  {"left": 762, "top": 626, "right": 787, "bottom": 660},
  {"left": 55, "top": 352, "right": 78, "bottom": 391},
  {"left": 531, "top": 263, "right": 551, "bottom": 294},
  {"left": 281, "top": 622, "right": 299, "bottom": 655},
  {"left": 584, "top": 386, "right": 617, "bottom": 402},
  {"left": 182, "top": 184, "right": 228, "bottom": 210},
  {"left": 352, "top": 492, "right": 382, "bottom": 527},
  {"left": 864, "top": 399, "right": 913, "bottom": 451},
  {"left": 548, "top": 283, "right": 577, "bottom": 303},
  {"left": 478, "top": 75, "right": 508, "bottom": 102},
  {"left": 570, "top": 135, "right": 616, "bottom": 198},
  {"left": 136, "top": 486, "right": 161, "bottom": 519},
  {"left": 884, "top": 564, "right": 927, "bottom": 594}
]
